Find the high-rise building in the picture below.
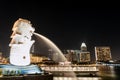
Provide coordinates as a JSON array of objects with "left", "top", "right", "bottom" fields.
[
  {"left": 95, "top": 46, "right": 112, "bottom": 62},
  {"left": 79, "top": 42, "right": 91, "bottom": 63},
  {"left": 63, "top": 50, "right": 78, "bottom": 62},
  {"left": 81, "top": 42, "right": 87, "bottom": 51},
  {"left": 63, "top": 42, "right": 91, "bottom": 64}
]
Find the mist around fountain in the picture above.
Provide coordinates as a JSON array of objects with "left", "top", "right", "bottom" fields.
[
  {"left": 33, "top": 33, "right": 67, "bottom": 62},
  {"left": 33, "top": 32, "right": 77, "bottom": 79}
]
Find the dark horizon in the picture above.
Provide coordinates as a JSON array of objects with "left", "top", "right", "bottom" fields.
[{"left": 0, "top": 1, "right": 120, "bottom": 60}]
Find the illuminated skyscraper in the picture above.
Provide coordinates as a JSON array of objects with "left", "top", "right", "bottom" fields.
[
  {"left": 63, "top": 50, "right": 78, "bottom": 63},
  {"left": 81, "top": 42, "right": 87, "bottom": 51},
  {"left": 79, "top": 42, "right": 91, "bottom": 63},
  {"left": 63, "top": 42, "right": 91, "bottom": 64},
  {"left": 95, "top": 46, "right": 112, "bottom": 62}
]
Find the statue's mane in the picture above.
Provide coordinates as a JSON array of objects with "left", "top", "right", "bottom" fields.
[
  {"left": 12, "top": 18, "right": 31, "bottom": 31},
  {"left": 11, "top": 18, "right": 34, "bottom": 38}
]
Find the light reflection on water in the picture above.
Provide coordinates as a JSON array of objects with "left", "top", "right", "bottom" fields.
[
  {"left": 97, "top": 65, "right": 120, "bottom": 80},
  {"left": 54, "top": 77, "right": 101, "bottom": 80},
  {"left": 97, "top": 65, "right": 115, "bottom": 76}
]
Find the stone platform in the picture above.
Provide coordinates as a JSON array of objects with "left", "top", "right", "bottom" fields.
[
  {"left": 0, "top": 74, "right": 53, "bottom": 80},
  {"left": 0, "top": 64, "right": 53, "bottom": 80},
  {"left": 0, "top": 64, "right": 43, "bottom": 75}
]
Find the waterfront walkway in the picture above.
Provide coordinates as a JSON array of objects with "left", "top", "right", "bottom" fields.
[{"left": 40, "top": 64, "right": 99, "bottom": 76}]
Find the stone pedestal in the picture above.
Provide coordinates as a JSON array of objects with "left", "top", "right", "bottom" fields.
[{"left": 0, "top": 64, "right": 43, "bottom": 75}]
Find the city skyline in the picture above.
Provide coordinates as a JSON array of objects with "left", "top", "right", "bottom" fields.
[{"left": 0, "top": 1, "right": 120, "bottom": 60}]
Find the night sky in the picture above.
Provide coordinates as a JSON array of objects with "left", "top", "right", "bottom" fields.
[{"left": 0, "top": 1, "right": 120, "bottom": 60}]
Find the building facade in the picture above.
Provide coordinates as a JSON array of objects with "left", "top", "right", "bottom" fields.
[
  {"left": 95, "top": 46, "right": 112, "bottom": 62},
  {"left": 63, "top": 42, "right": 91, "bottom": 64},
  {"left": 79, "top": 42, "right": 91, "bottom": 63}
]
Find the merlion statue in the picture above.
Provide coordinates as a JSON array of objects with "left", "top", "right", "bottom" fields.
[{"left": 9, "top": 18, "right": 35, "bottom": 66}]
